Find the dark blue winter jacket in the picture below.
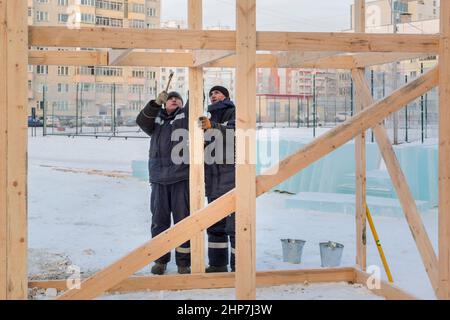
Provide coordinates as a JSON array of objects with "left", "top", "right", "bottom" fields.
[
  {"left": 204, "top": 98, "right": 236, "bottom": 198},
  {"left": 136, "top": 100, "right": 189, "bottom": 185}
]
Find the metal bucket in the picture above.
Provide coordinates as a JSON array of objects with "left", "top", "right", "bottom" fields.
[
  {"left": 320, "top": 241, "right": 344, "bottom": 267},
  {"left": 281, "top": 239, "right": 306, "bottom": 264}
]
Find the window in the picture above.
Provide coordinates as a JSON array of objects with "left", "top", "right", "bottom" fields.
[
  {"left": 58, "top": 0, "right": 68, "bottom": 6},
  {"left": 128, "top": 85, "right": 144, "bottom": 94},
  {"left": 129, "top": 19, "right": 145, "bottom": 29},
  {"left": 80, "top": 0, "right": 95, "bottom": 6},
  {"left": 95, "top": 67, "right": 123, "bottom": 77},
  {"left": 81, "top": 13, "right": 95, "bottom": 24},
  {"left": 57, "top": 83, "right": 70, "bottom": 93},
  {"left": 36, "top": 65, "right": 48, "bottom": 75},
  {"left": 58, "top": 14, "right": 68, "bottom": 23},
  {"left": 96, "top": 1, "right": 123, "bottom": 11},
  {"left": 96, "top": 16, "right": 123, "bottom": 27},
  {"left": 147, "top": 8, "right": 157, "bottom": 17},
  {"left": 146, "top": 71, "right": 156, "bottom": 80},
  {"left": 129, "top": 101, "right": 142, "bottom": 111},
  {"left": 132, "top": 70, "right": 145, "bottom": 78},
  {"left": 58, "top": 66, "right": 69, "bottom": 76},
  {"left": 147, "top": 86, "right": 156, "bottom": 95},
  {"left": 53, "top": 101, "right": 69, "bottom": 111},
  {"left": 131, "top": 3, "right": 145, "bottom": 13},
  {"left": 36, "top": 11, "right": 49, "bottom": 22},
  {"left": 77, "top": 66, "right": 95, "bottom": 76}
]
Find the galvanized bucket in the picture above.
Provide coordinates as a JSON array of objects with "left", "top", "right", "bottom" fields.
[
  {"left": 281, "top": 239, "right": 306, "bottom": 264},
  {"left": 319, "top": 241, "right": 344, "bottom": 267}
]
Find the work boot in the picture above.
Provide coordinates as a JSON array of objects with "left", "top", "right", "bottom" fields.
[
  {"left": 151, "top": 263, "right": 167, "bottom": 275},
  {"left": 205, "top": 265, "right": 228, "bottom": 273},
  {"left": 177, "top": 266, "right": 191, "bottom": 274}
]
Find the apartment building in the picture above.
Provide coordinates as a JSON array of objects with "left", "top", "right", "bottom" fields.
[
  {"left": 28, "top": 0, "right": 161, "bottom": 122},
  {"left": 351, "top": 0, "right": 439, "bottom": 28}
]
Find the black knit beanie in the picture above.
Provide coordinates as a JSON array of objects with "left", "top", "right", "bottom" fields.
[
  {"left": 209, "top": 86, "right": 230, "bottom": 99},
  {"left": 167, "top": 91, "right": 184, "bottom": 105}
]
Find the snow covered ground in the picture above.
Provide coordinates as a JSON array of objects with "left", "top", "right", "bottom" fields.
[{"left": 27, "top": 128, "right": 438, "bottom": 300}]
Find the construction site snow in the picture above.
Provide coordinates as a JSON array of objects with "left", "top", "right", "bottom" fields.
[{"left": 27, "top": 128, "right": 437, "bottom": 300}]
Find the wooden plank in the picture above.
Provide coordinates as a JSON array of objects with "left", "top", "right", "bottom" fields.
[
  {"left": 352, "top": 52, "right": 429, "bottom": 68},
  {"left": 235, "top": 0, "right": 257, "bottom": 300},
  {"left": 29, "top": 27, "right": 236, "bottom": 50},
  {"left": 193, "top": 50, "right": 234, "bottom": 67},
  {"left": 108, "top": 49, "right": 133, "bottom": 66},
  {"left": 354, "top": 0, "right": 367, "bottom": 272},
  {"left": 5, "top": 0, "right": 28, "bottom": 300},
  {"left": 352, "top": 68, "right": 439, "bottom": 296},
  {"left": 28, "top": 50, "right": 109, "bottom": 66},
  {"left": 256, "top": 32, "right": 439, "bottom": 53},
  {"left": 439, "top": 0, "right": 450, "bottom": 300},
  {"left": 355, "top": 0, "right": 366, "bottom": 33},
  {"left": 57, "top": 69, "right": 437, "bottom": 300},
  {"left": 256, "top": 68, "right": 438, "bottom": 196},
  {"left": 354, "top": 269, "right": 418, "bottom": 300},
  {"left": 28, "top": 26, "right": 439, "bottom": 53},
  {"left": 188, "top": 0, "right": 205, "bottom": 274},
  {"left": 116, "top": 52, "right": 195, "bottom": 67},
  {"left": 30, "top": 268, "right": 355, "bottom": 294},
  {"left": 27, "top": 50, "right": 352, "bottom": 70},
  {"left": 58, "top": 191, "right": 236, "bottom": 300},
  {"left": 0, "top": 0, "right": 8, "bottom": 301}
]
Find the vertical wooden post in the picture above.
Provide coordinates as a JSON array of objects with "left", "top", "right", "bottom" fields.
[
  {"left": 0, "top": 0, "right": 28, "bottom": 300},
  {"left": 235, "top": 0, "right": 256, "bottom": 299},
  {"left": 0, "top": 0, "right": 7, "bottom": 300},
  {"left": 439, "top": 0, "right": 450, "bottom": 300},
  {"left": 354, "top": 0, "right": 367, "bottom": 271},
  {"left": 188, "top": 0, "right": 206, "bottom": 273}
]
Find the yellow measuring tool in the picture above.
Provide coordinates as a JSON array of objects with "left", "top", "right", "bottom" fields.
[{"left": 366, "top": 204, "right": 394, "bottom": 283}]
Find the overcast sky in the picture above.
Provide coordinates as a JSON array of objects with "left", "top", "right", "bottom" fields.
[{"left": 161, "top": 0, "right": 355, "bottom": 32}]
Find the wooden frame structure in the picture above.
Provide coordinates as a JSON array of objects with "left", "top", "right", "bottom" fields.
[{"left": 1, "top": 0, "right": 449, "bottom": 300}]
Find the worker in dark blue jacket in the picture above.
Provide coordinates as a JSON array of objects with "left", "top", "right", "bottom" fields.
[
  {"left": 136, "top": 91, "right": 191, "bottom": 275},
  {"left": 198, "top": 86, "right": 236, "bottom": 273}
]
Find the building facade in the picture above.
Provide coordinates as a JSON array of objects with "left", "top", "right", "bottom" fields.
[{"left": 28, "top": 0, "right": 161, "bottom": 124}]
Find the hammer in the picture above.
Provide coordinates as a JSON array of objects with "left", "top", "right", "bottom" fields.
[{"left": 165, "top": 71, "right": 175, "bottom": 92}]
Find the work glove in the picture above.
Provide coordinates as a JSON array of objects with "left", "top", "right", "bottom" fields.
[
  {"left": 198, "top": 116, "right": 212, "bottom": 130},
  {"left": 155, "top": 91, "right": 169, "bottom": 106}
]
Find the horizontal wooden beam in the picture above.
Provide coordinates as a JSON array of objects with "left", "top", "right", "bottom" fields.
[
  {"left": 256, "top": 32, "right": 439, "bottom": 53},
  {"left": 27, "top": 51, "right": 352, "bottom": 69},
  {"left": 29, "top": 27, "right": 439, "bottom": 53},
  {"left": 28, "top": 50, "right": 108, "bottom": 66},
  {"left": 30, "top": 268, "right": 355, "bottom": 294},
  {"left": 352, "top": 52, "right": 430, "bottom": 68},
  {"left": 27, "top": 51, "right": 432, "bottom": 70},
  {"left": 354, "top": 269, "right": 418, "bottom": 300},
  {"left": 29, "top": 27, "right": 236, "bottom": 50}
]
